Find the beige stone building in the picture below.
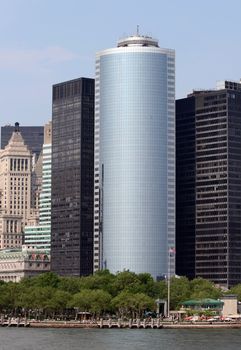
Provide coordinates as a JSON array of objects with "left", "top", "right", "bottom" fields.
[
  {"left": 220, "top": 295, "right": 238, "bottom": 317},
  {"left": 0, "top": 125, "right": 33, "bottom": 249},
  {"left": 0, "top": 214, "right": 22, "bottom": 249},
  {"left": 0, "top": 245, "right": 50, "bottom": 282}
]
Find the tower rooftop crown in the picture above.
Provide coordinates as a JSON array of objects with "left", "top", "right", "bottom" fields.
[
  {"left": 1, "top": 124, "right": 31, "bottom": 157},
  {"left": 117, "top": 35, "right": 159, "bottom": 48}
]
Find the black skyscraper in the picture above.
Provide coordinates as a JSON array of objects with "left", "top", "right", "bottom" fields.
[
  {"left": 176, "top": 96, "right": 196, "bottom": 279},
  {"left": 176, "top": 80, "right": 241, "bottom": 288},
  {"left": 51, "top": 77, "right": 94, "bottom": 276},
  {"left": 1, "top": 125, "right": 44, "bottom": 158}
]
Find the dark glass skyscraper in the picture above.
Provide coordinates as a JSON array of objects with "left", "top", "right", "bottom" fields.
[
  {"left": 176, "top": 96, "right": 196, "bottom": 279},
  {"left": 1, "top": 125, "right": 44, "bottom": 158},
  {"left": 51, "top": 77, "right": 94, "bottom": 276},
  {"left": 176, "top": 80, "right": 241, "bottom": 288}
]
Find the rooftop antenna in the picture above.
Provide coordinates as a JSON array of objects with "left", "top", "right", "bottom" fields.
[
  {"left": 15, "top": 122, "right": 20, "bottom": 132},
  {"left": 136, "top": 24, "right": 140, "bottom": 36}
]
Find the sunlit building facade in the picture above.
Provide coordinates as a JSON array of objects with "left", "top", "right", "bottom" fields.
[
  {"left": 24, "top": 121, "right": 52, "bottom": 252},
  {"left": 94, "top": 35, "right": 175, "bottom": 279}
]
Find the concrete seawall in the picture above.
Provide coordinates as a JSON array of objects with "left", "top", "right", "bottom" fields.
[{"left": 28, "top": 320, "right": 241, "bottom": 329}]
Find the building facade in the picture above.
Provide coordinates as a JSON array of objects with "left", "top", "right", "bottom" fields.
[
  {"left": 24, "top": 122, "right": 52, "bottom": 251},
  {"left": 31, "top": 151, "right": 43, "bottom": 213},
  {"left": 176, "top": 96, "right": 196, "bottom": 279},
  {"left": 51, "top": 78, "right": 94, "bottom": 276},
  {"left": 0, "top": 125, "right": 33, "bottom": 249},
  {"left": 1, "top": 125, "right": 44, "bottom": 159},
  {"left": 94, "top": 35, "right": 175, "bottom": 279},
  {"left": 0, "top": 246, "right": 50, "bottom": 282},
  {"left": 176, "top": 80, "right": 241, "bottom": 288}
]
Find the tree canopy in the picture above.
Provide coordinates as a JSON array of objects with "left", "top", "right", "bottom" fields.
[{"left": 0, "top": 270, "right": 229, "bottom": 318}]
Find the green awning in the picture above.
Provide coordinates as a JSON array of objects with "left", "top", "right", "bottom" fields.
[{"left": 182, "top": 299, "right": 224, "bottom": 307}]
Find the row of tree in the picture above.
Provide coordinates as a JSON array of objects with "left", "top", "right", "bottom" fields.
[{"left": 0, "top": 270, "right": 240, "bottom": 318}]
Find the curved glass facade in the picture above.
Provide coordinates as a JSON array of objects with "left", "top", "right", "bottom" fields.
[{"left": 94, "top": 39, "right": 175, "bottom": 279}]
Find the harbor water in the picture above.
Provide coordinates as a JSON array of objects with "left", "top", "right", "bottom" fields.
[{"left": 0, "top": 328, "right": 240, "bottom": 350}]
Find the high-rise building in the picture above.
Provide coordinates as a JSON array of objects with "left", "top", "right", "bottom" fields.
[
  {"left": 176, "top": 96, "right": 196, "bottom": 279},
  {"left": 31, "top": 152, "right": 43, "bottom": 213},
  {"left": 176, "top": 80, "right": 241, "bottom": 288},
  {"left": 0, "top": 124, "right": 32, "bottom": 248},
  {"left": 1, "top": 125, "right": 44, "bottom": 159},
  {"left": 51, "top": 78, "right": 94, "bottom": 276},
  {"left": 24, "top": 121, "right": 52, "bottom": 251},
  {"left": 94, "top": 34, "right": 175, "bottom": 279}
]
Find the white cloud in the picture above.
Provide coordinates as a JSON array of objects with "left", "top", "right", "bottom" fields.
[{"left": 0, "top": 46, "right": 79, "bottom": 72}]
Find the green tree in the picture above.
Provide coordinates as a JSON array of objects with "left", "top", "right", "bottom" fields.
[
  {"left": 170, "top": 276, "right": 191, "bottom": 309},
  {"left": 156, "top": 280, "right": 168, "bottom": 300},
  {"left": 20, "top": 272, "right": 60, "bottom": 289},
  {"left": 58, "top": 277, "right": 81, "bottom": 294},
  {"left": 226, "top": 284, "right": 241, "bottom": 301},
  {"left": 16, "top": 286, "right": 36, "bottom": 311},
  {"left": 32, "top": 272, "right": 60, "bottom": 288},
  {"left": 89, "top": 290, "right": 112, "bottom": 315},
  {"left": 0, "top": 282, "right": 22, "bottom": 314},
  {"left": 78, "top": 270, "right": 115, "bottom": 295},
  {"left": 68, "top": 289, "right": 111, "bottom": 316},
  {"left": 132, "top": 293, "right": 155, "bottom": 318},
  {"left": 190, "top": 277, "right": 222, "bottom": 300},
  {"left": 111, "top": 290, "right": 135, "bottom": 317},
  {"left": 44, "top": 290, "right": 71, "bottom": 318},
  {"left": 68, "top": 289, "right": 93, "bottom": 312},
  {"left": 111, "top": 290, "right": 154, "bottom": 318},
  {"left": 136, "top": 273, "right": 160, "bottom": 298},
  {"left": 112, "top": 271, "right": 142, "bottom": 295}
]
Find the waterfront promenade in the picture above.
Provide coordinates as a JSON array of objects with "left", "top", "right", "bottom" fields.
[{"left": 2, "top": 317, "right": 241, "bottom": 329}]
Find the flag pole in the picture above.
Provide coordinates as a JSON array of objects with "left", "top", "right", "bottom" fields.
[{"left": 167, "top": 249, "right": 170, "bottom": 318}]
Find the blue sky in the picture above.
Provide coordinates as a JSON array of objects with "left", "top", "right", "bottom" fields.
[{"left": 0, "top": 0, "right": 241, "bottom": 126}]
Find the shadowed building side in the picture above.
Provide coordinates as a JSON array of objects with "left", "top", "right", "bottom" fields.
[{"left": 51, "top": 78, "right": 94, "bottom": 276}]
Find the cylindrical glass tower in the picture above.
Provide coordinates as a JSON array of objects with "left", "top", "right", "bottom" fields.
[{"left": 94, "top": 35, "right": 175, "bottom": 279}]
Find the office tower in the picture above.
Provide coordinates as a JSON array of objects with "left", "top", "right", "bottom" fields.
[
  {"left": 176, "top": 96, "right": 196, "bottom": 279},
  {"left": 24, "top": 121, "right": 52, "bottom": 251},
  {"left": 51, "top": 78, "right": 94, "bottom": 276},
  {"left": 94, "top": 34, "right": 175, "bottom": 279},
  {"left": 1, "top": 125, "right": 44, "bottom": 159},
  {"left": 176, "top": 80, "right": 241, "bottom": 288},
  {"left": 0, "top": 123, "right": 32, "bottom": 248}
]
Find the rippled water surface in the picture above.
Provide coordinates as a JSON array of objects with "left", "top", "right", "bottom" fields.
[{"left": 0, "top": 328, "right": 241, "bottom": 350}]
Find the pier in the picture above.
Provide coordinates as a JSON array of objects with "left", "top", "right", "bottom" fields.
[
  {"left": 2, "top": 317, "right": 241, "bottom": 329},
  {"left": 98, "top": 318, "right": 163, "bottom": 329},
  {"left": 0, "top": 316, "right": 30, "bottom": 327}
]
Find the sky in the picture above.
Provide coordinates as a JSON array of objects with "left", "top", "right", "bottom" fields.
[{"left": 0, "top": 0, "right": 241, "bottom": 127}]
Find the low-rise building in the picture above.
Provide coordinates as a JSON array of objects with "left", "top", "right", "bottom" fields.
[
  {"left": 220, "top": 295, "right": 238, "bottom": 317},
  {"left": 0, "top": 245, "right": 50, "bottom": 282}
]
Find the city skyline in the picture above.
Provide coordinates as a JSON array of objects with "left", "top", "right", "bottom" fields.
[{"left": 1, "top": 0, "right": 241, "bottom": 126}]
